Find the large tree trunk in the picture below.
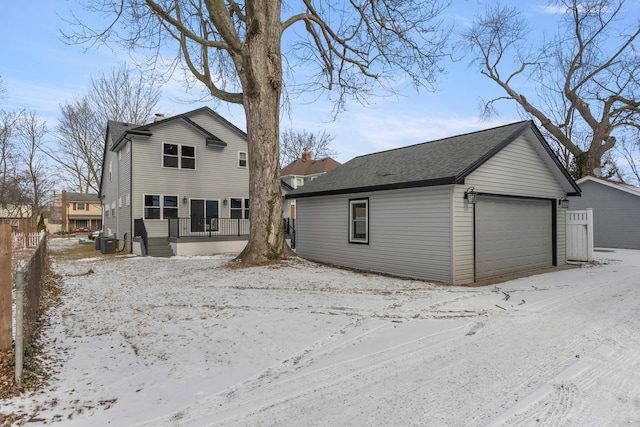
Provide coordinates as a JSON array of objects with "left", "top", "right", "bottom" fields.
[{"left": 236, "top": 0, "right": 294, "bottom": 264}]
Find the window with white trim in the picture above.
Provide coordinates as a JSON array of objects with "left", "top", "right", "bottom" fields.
[
  {"left": 230, "top": 198, "right": 250, "bottom": 219},
  {"left": 111, "top": 201, "right": 116, "bottom": 217},
  {"left": 163, "top": 143, "right": 196, "bottom": 169},
  {"left": 144, "top": 195, "right": 178, "bottom": 219},
  {"left": 238, "top": 151, "right": 247, "bottom": 168},
  {"left": 349, "top": 199, "right": 369, "bottom": 244}
]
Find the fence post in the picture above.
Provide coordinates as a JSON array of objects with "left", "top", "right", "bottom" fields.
[
  {"left": 14, "top": 265, "right": 25, "bottom": 386},
  {"left": 586, "top": 208, "right": 594, "bottom": 262},
  {"left": 0, "top": 224, "right": 11, "bottom": 350}
]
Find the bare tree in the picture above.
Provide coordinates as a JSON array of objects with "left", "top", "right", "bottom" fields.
[
  {"left": 55, "top": 98, "right": 102, "bottom": 193},
  {"left": 16, "top": 111, "right": 55, "bottom": 223},
  {"left": 462, "top": 0, "right": 640, "bottom": 180},
  {"left": 87, "top": 62, "right": 162, "bottom": 126},
  {"left": 65, "top": 0, "right": 450, "bottom": 264},
  {"left": 280, "top": 129, "right": 337, "bottom": 166},
  {"left": 616, "top": 136, "right": 640, "bottom": 183},
  {"left": 0, "top": 109, "right": 25, "bottom": 216},
  {"left": 53, "top": 63, "right": 161, "bottom": 193}
]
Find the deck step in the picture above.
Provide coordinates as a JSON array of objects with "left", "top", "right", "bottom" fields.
[{"left": 146, "top": 238, "right": 174, "bottom": 257}]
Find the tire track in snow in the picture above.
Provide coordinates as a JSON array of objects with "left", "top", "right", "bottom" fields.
[{"left": 135, "top": 318, "right": 474, "bottom": 427}]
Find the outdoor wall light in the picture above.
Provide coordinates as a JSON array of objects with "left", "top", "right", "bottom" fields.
[
  {"left": 182, "top": 196, "right": 188, "bottom": 204},
  {"left": 559, "top": 197, "right": 569, "bottom": 209},
  {"left": 223, "top": 198, "right": 228, "bottom": 205},
  {"left": 465, "top": 187, "right": 477, "bottom": 205}
]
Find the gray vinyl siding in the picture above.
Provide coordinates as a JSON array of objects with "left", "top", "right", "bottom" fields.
[
  {"left": 116, "top": 141, "right": 132, "bottom": 242},
  {"left": 296, "top": 186, "right": 453, "bottom": 283},
  {"left": 465, "top": 134, "right": 568, "bottom": 268},
  {"left": 131, "top": 118, "right": 249, "bottom": 238},
  {"left": 465, "top": 135, "right": 565, "bottom": 198},
  {"left": 101, "top": 132, "right": 119, "bottom": 238},
  {"left": 556, "top": 204, "right": 567, "bottom": 264},
  {"left": 569, "top": 180, "right": 640, "bottom": 249},
  {"left": 451, "top": 185, "right": 474, "bottom": 284}
]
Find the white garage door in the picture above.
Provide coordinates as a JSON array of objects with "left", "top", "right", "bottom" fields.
[{"left": 476, "top": 196, "right": 553, "bottom": 280}]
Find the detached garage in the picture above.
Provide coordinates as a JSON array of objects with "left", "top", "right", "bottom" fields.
[
  {"left": 568, "top": 176, "right": 640, "bottom": 250},
  {"left": 286, "top": 121, "right": 581, "bottom": 285}
]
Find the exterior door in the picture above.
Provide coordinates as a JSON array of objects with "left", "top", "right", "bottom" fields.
[
  {"left": 191, "top": 199, "right": 219, "bottom": 232},
  {"left": 190, "top": 199, "right": 205, "bottom": 232}
]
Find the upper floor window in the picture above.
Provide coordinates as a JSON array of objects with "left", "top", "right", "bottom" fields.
[
  {"left": 238, "top": 151, "right": 247, "bottom": 168},
  {"left": 295, "top": 177, "right": 304, "bottom": 188},
  {"left": 75, "top": 203, "right": 87, "bottom": 211},
  {"left": 349, "top": 198, "right": 369, "bottom": 244},
  {"left": 163, "top": 143, "right": 196, "bottom": 169}
]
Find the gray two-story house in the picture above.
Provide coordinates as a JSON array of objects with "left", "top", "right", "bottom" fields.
[{"left": 99, "top": 107, "right": 250, "bottom": 256}]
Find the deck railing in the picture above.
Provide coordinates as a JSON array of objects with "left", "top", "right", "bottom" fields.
[{"left": 168, "top": 217, "right": 250, "bottom": 238}]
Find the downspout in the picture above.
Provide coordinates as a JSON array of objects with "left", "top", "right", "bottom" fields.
[{"left": 129, "top": 138, "right": 134, "bottom": 253}]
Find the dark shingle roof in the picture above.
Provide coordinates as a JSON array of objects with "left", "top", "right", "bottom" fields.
[
  {"left": 65, "top": 192, "right": 100, "bottom": 202},
  {"left": 286, "top": 121, "right": 564, "bottom": 198},
  {"left": 107, "top": 120, "right": 137, "bottom": 144}
]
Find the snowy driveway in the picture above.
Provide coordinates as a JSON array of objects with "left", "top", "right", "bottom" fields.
[{"left": 3, "top": 239, "right": 640, "bottom": 426}]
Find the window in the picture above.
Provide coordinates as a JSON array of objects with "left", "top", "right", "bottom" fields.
[
  {"left": 349, "top": 199, "right": 369, "bottom": 244},
  {"left": 126, "top": 194, "right": 131, "bottom": 206},
  {"left": 163, "top": 143, "right": 196, "bottom": 169},
  {"left": 181, "top": 145, "right": 195, "bottom": 169},
  {"left": 109, "top": 161, "right": 112, "bottom": 182},
  {"left": 163, "top": 196, "right": 178, "bottom": 218},
  {"left": 77, "top": 203, "right": 86, "bottom": 211},
  {"left": 238, "top": 151, "right": 247, "bottom": 168},
  {"left": 111, "top": 202, "right": 116, "bottom": 217},
  {"left": 144, "top": 195, "right": 178, "bottom": 220},
  {"left": 118, "top": 197, "right": 122, "bottom": 208},
  {"left": 76, "top": 220, "right": 88, "bottom": 229},
  {"left": 295, "top": 177, "right": 304, "bottom": 188},
  {"left": 230, "top": 198, "right": 250, "bottom": 219}
]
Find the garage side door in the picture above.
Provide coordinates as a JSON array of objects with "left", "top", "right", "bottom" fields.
[{"left": 475, "top": 197, "right": 552, "bottom": 280}]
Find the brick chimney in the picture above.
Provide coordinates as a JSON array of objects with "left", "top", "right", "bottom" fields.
[{"left": 301, "top": 149, "right": 311, "bottom": 161}]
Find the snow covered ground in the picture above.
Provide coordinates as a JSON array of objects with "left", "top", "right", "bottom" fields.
[{"left": 3, "top": 238, "right": 640, "bottom": 426}]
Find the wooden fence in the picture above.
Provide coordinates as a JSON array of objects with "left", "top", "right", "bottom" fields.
[{"left": 12, "top": 231, "right": 41, "bottom": 251}]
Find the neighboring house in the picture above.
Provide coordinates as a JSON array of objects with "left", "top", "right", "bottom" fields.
[
  {"left": 0, "top": 203, "right": 33, "bottom": 230},
  {"left": 281, "top": 150, "right": 341, "bottom": 219},
  {"left": 568, "top": 176, "right": 640, "bottom": 250},
  {"left": 61, "top": 190, "right": 102, "bottom": 232},
  {"left": 286, "top": 121, "right": 581, "bottom": 285},
  {"left": 99, "top": 107, "right": 249, "bottom": 256}
]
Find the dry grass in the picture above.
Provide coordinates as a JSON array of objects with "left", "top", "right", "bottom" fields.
[{"left": 1, "top": 238, "right": 98, "bottom": 425}]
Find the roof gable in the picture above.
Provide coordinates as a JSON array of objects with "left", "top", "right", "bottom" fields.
[
  {"left": 287, "top": 121, "right": 579, "bottom": 198},
  {"left": 576, "top": 176, "right": 640, "bottom": 197}
]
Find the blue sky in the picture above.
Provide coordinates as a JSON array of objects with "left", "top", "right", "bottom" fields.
[{"left": 1, "top": 1, "right": 634, "bottom": 166}]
